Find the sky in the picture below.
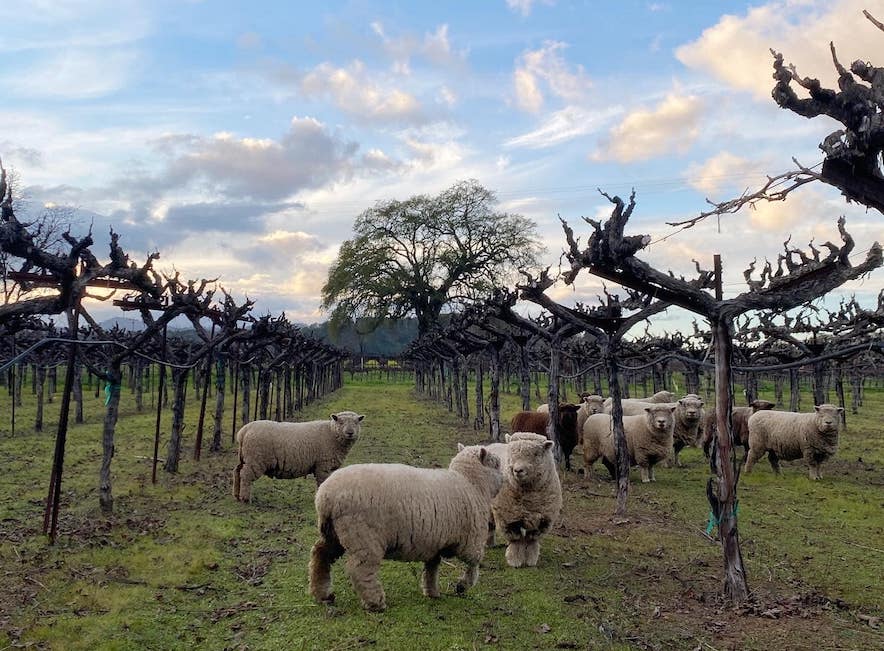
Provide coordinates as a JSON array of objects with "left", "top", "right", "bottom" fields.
[{"left": 3, "top": 0, "right": 883, "bottom": 331}]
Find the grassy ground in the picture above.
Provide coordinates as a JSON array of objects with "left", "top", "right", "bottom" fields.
[{"left": 0, "top": 375, "right": 882, "bottom": 650}]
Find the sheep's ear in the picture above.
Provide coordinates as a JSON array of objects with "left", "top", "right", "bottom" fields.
[
  {"left": 813, "top": 405, "right": 821, "bottom": 412},
  {"left": 505, "top": 433, "right": 512, "bottom": 443},
  {"left": 357, "top": 415, "right": 365, "bottom": 421},
  {"left": 669, "top": 405, "right": 677, "bottom": 412},
  {"left": 543, "top": 440, "right": 554, "bottom": 451},
  {"left": 479, "top": 447, "right": 488, "bottom": 463},
  {"left": 678, "top": 399, "right": 685, "bottom": 405},
  {"left": 331, "top": 413, "right": 339, "bottom": 421},
  {"left": 837, "top": 407, "right": 845, "bottom": 413},
  {"left": 457, "top": 442, "right": 465, "bottom": 452},
  {"left": 644, "top": 407, "right": 652, "bottom": 413}
]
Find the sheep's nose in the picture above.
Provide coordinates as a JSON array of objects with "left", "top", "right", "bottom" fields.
[{"left": 512, "top": 466, "right": 527, "bottom": 477}]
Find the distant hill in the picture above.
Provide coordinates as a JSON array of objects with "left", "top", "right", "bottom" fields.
[
  {"left": 96, "top": 315, "right": 418, "bottom": 355},
  {"left": 98, "top": 317, "right": 145, "bottom": 332},
  {"left": 302, "top": 318, "right": 418, "bottom": 357}
]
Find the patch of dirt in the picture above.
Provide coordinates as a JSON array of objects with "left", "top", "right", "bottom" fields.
[
  {"left": 232, "top": 548, "right": 288, "bottom": 586},
  {"left": 553, "top": 479, "right": 882, "bottom": 650}
]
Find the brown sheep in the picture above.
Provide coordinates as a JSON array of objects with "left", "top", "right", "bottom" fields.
[
  {"left": 510, "top": 404, "right": 580, "bottom": 471},
  {"left": 702, "top": 399, "right": 776, "bottom": 462}
]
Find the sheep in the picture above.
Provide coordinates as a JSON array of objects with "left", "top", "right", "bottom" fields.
[
  {"left": 745, "top": 404, "right": 842, "bottom": 480},
  {"left": 576, "top": 394, "right": 606, "bottom": 444},
  {"left": 489, "top": 432, "right": 562, "bottom": 568},
  {"left": 581, "top": 413, "right": 617, "bottom": 479},
  {"left": 510, "top": 404, "right": 581, "bottom": 471},
  {"left": 308, "top": 445, "right": 503, "bottom": 611},
  {"left": 232, "top": 411, "right": 364, "bottom": 503},
  {"left": 603, "top": 390, "right": 675, "bottom": 412},
  {"left": 701, "top": 399, "right": 776, "bottom": 460},
  {"left": 541, "top": 394, "right": 604, "bottom": 442},
  {"left": 613, "top": 394, "right": 705, "bottom": 466},
  {"left": 581, "top": 404, "right": 677, "bottom": 482}
]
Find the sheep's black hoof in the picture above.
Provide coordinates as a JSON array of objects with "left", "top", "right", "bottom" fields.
[
  {"left": 455, "top": 582, "right": 467, "bottom": 595},
  {"left": 321, "top": 593, "right": 336, "bottom": 605}
]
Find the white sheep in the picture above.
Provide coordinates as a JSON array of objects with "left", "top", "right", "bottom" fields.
[
  {"left": 602, "top": 390, "right": 676, "bottom": 413},
  {"left": 581, "top": 413, "right": 617, "bottom": 479},
  {"left": 615, "top": 394, "right": 705, "bottom": 466},
  {"left": 576, "top": 394, "right": 606, "bottom": 444},
  {"left": 308, "top": 445, "right": 503, "bottom": 611},
  {"left": 582, "top": 404, "right": 676, "bottom": 482},
  {"left": 489, "top": 432, "right": 562, "bottom": 568},
  {"left": 745, "top": 404, "right": 842, "bottom": 480},
  {"left": 232, "top": 411, "right": 364, "bottom": 502}
]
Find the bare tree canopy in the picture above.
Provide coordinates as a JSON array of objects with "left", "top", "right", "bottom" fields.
[
  {"left": 673, "top": 10, "right": 884, "bottom": 228},
  {"left": 321, "top": 179, "right": 542, "bottom": 335}
]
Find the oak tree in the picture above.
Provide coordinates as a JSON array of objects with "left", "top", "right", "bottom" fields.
[{"left": 321, "top": 179, "right": 541, "bottom": 336}]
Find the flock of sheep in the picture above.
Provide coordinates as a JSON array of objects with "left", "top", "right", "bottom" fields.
[{"left": 229, "top": 389, "right": 844, "bottom": 611}]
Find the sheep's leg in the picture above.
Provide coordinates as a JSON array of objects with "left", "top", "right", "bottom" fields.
[
  {"left": 523, "top": 539, "right": 541, "bottom": 567},
  {"left": 601, "top": 457, "right": 616, "bottom": 480},
  {"left": 236, "top": 464, "right": 263, "bottom": 502},
  {"left": 231, "top": 464, "right": 242, "bottom": 500},
  {"left": 314, "top": 467, "right": 332, "bottom": 487},
  {"left": 583, "top": 448, "right": 597, "bottom": 480},
  {"left": 505, "top": 540, "right": 528, "bottom": 568},
  {"left": 767, "top": 451, "right": 781, "bottom": 475},
  {"left": 649, "top": 464, "right": 657, "bottom": 482},
  {"left": 345, "top": 550, "right": 386, "bottom": 612},
  {"left": 421, "top": 555, "right": 442, "bottom": 598},
  {"left": 639, "top": 465, "right": 651, "bottom": 483},
  {"left": 456, "top": 560, "right": 480, "bottom": 593},
  {"left": 308, "top": 536, "right": 344, "bottom": 603},
  {"left": 744, "top": 447, "right": 763, "bottom": 474},
  {"left": 673, "top": 441, "right": 685, "bottom": 468},
  {"left": 486, "top": 520, "right": 497, "bottom": 547}
]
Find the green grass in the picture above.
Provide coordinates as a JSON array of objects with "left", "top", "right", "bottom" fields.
[{"left": 0, "top": 374, "right": 882, "bottom": 650}]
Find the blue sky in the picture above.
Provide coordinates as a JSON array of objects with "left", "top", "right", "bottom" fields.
[{"left": 3, "top": 0, "right": 883, "bottom": 328}]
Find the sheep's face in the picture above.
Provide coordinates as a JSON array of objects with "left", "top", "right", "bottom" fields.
[
  {"left": 813, "top": 405, "right": 842, "bottom": 435},
  {"left": 507, "top": 439, "right": 554, "bottom": 487},
  {"left": 677, "top": 396, "right": 704, "bottom": 424},
  {"left": 644, "top": 405, "right": 676, "bottom": 434},
  {"left": 581, "top": 395, "right": 605, "bottom": 415},
  {"left": 330, "top": 411, "right": 365, "bottom": 442}
]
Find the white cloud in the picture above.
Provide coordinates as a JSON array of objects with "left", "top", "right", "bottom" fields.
[
  {"left": 593, "top": 93, "right": 703, "bottom": 162},
  {"left": 684, "top": 151, "right": 765, "bottom": 196},
  {"left": 299, "top": 60, "right": 424, "bottom": 124},
  {"left": 437, "top": 85, "right": 457, "bottom": 107},
  {"left": 4, "top": 49, "right": 138, "bottom": 99},
  {"left": 505, "top": 105, "right": 623, "bottom": 149},
  {"left": 371, "top": 21, "right": 465, "bottom": 73},
  {"left": 676, "top": 0, "right": 881, "bottom": 100},
  {"left": 0, "top": 0, "right": 150, "bottom": 53},
  {"left": 153, "top": 117, "right": 366, "bottom": 201},
  {"left": 513, "top": 41, "right": 592, "bottom": 113},
  {"left": 506, "top": 0, "right": 555, "bottom": 17},
  {"left": 514, "top": 68, "right": 544, "bottom": 113}
]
